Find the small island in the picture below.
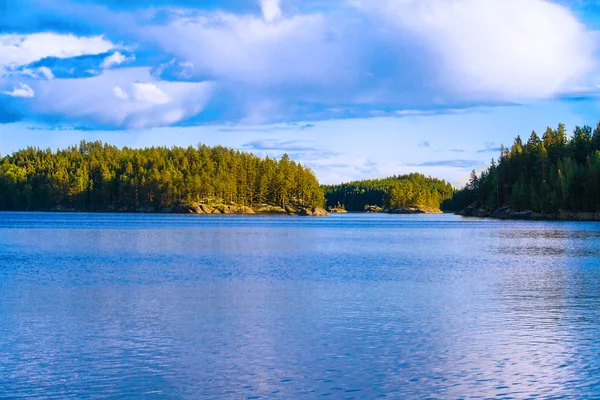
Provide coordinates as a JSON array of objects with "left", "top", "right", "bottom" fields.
[{"left": 323, "top": 174, "right": 455, "bottom": 214}]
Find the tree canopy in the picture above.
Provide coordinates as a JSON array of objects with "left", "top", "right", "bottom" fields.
[
  {"left": 323, "top": 173, "right": 455, "bottom": 211},
  {"left": 448, "top": 122, "right": 600, "bottom": 214},
  {"left": 0, "top": 141, "right": 324, "bottom": 211}
]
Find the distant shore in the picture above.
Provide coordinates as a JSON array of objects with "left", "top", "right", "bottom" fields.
[
  {"left": 31, "top": 202, "right": 332, "bottom": 216},
  {"left": 1, "top": 204, "right": 448, "bottom": 216},
  {"left": 362, "top": 205, "right": 443, "bottom": 215},
  {"left": 457, "top": 203, "right": 600, "bottom": 221}
]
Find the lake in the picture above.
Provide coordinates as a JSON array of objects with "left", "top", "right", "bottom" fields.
[{"left": 2, "top": 212, "right": 600, "bottom": 398}]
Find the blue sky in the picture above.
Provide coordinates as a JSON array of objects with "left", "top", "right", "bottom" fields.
[{"left": 1, "top": 0, "right": 600, "bottom": 185}]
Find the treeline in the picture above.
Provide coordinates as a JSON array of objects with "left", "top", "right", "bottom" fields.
[
  {"left": 449, "top": 122, "right": 600, "bottom": 214},
  {"left": 323, "top": 173, "right": 455, "bottom": 211},
  {"left": 0, "top": 141, "right": 324, "bottom": 211}
]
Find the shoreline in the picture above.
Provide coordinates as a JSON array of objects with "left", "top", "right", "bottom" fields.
[
  {"left": 0, "top": 208, "right": 447, "bottom": 216},
  {"left": 0, "top": 204, "right": 445, "bottom": 216},
  {"left": 457, "top": 204, "right": 600, "bottom": 222}
]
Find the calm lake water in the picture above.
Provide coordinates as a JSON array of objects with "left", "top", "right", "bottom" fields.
[{"left": 2, "top": 212, "right": 600, "bottom": 398}]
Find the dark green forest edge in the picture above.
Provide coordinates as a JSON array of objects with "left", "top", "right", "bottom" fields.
[
  {"left": 323, "top": 174, "right": 455, "bottom": 214},
  {"left": 0, "top": 141, "right": 456, "bottom": 216},
  {"left": 0, "top": 141, "right": 329, "bottom": 216},
  {"left": 448, "top": 122, "right": 600, "bottom": 221}
]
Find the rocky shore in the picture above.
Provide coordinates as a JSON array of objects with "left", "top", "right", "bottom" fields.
[
  {"left": 328, "top": 207, "right": 348, "bottom": 214},
  {"left": 457, "top": 202, "right": 600, "bottom": 221},
  {"left": 52, "top": 201, "right": 330, "bottom": 216},
  {"left": 364, "top": 205, "right": 443, "bottom": 214}
]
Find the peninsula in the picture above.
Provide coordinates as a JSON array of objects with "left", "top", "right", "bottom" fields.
[
  {"left": 0, "top": 141, "right": 328, "bottom": 216},
  {"left": 449, "top": 122, "right": 600, "bottom": 221}
]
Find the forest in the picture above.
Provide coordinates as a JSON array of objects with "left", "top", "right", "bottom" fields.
[
  {"left": 449, "top": 122, "right": 600, "bottom": 215},
  {"left": 323, "top": 173, "right": 455, "bottom": 212},
  {"left": 0, "top": 141, "right": 324, "bottom": 211}
]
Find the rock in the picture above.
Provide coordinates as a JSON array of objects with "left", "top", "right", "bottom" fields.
[
  {"left": 240, "top": 206, "right": 255, "bottom": 214},
  {"left": 211, "top": 209, "right": 222, "bottom": 214},
  {"left": 285, "top": 205, "right": 298, "bottom": 214},
  {"left": 364, "top": 205, "right": 383, "bottom": 213},
  {"left": 299, "top": 207, "right": 330, "bottom": 216},
  {"left": 221, "top": 205, "right": 233, "bottom": 214},
  {"left": 312, "top": 207, "right": 330, "bottom": 216},
  {"left": 166, "top": 203, "right": 210, "bottom": 214},
  {"left": 329, "top": 208, "right": 348, "bottom": 213},
  {"left": 227, "top": 205, "right": 239, "bottom": 214},
  {"left": 491, "top": 206, "right": 514, "bottom": 219},
  {"left": 457, "top": 202, "right": 491, "bottom": 218},
  {"left": 512, "top": 210, "right": 533, "bottom": 220},
  {"left": 255, "top": 205, "right": 287, "bottom": 214},
  {"left": 461, "top": 203, "right": 538, "bottom": 220},
  {"left": 385, "top": 207, "right": 440, "bottom": 214},
  {"left": 200, "top": 204, "right": 213, "bottom": 214}
]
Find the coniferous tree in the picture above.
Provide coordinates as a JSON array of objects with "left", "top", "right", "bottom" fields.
[
  {"left": 451, "top": 121, "right": 600, "bottom": 215},
  {"left": 0, "top": 141, "right": 325, "bottom": 211},
  {"left": 323, "top": 173, "right": 455, "bottom": 211}
]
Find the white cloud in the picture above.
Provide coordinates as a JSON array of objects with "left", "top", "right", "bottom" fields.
[
  {"left": 260, "top": 0, "right": 282, "bottom": 22},
  {"left": 0, "top": 33, "right": 114, "bottom": 68},
  {"left": 143, "top": 10, "right": 349, "bottom": 87},
  {"left": 29, "top": 67, "right": 213, "bottom": 129},
  {"left": 356, "top": 0, "right": 598, "bottom": 101},
  {"left": 130, "top": 0, "right": 599, "bottom": 124},
  {"left": 1, "top": 0, "right": 598, "bottom": 128},
  {"left": 38, "top": 66, "right": 54, "bottom": 80},
  {"left": 20, "top": 66, "right": 54, "bottom": 80},
  {"left": 132, "top": 82, "right": 171, "bottom": 104},
  {"left": 100, "top": 51, "right": 135, "bottom": 69},
  {"left": 4, "top": 83, "right": 34, "bottom": 98},
  {"left": 113, "top": 86, "right": 129, "bottom": 100}
]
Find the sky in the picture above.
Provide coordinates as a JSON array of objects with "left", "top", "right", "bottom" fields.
[{"left": 1, "top": 0, "right": 600, "bottom": 185}]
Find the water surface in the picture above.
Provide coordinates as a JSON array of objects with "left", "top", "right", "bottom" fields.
[{"left": 2, "top": 212, "right": 600, "bottom": 398}]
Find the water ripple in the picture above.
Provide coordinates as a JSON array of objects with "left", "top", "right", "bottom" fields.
[{"left": 1, "top": 213, "right": 600, "bottom": 398}]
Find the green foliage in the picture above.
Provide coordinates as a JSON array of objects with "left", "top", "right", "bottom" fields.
[
  {"left": 323, "top": 173, "right": 455, "bottom": 211},
  {"left": 451, "top": 122, "right": 600, "bottom": 214},
  {"left": 0, "top": 141, "right": 324, "bottom": 211}
]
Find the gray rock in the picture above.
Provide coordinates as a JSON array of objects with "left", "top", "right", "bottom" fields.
[
  {"left": 285, "top": 205, "right": 298, "bottom": 214},
  {"left": 200, "top": 204, "right": 213, "bottom": 214}
]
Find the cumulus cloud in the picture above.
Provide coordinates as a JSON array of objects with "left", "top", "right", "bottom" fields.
[
  {"left": 143, "top": 9, "right": 349, "bottom": 87},
  {"left": 113, "top": 86, "right": 129, "bottom": 100},
  {"left": 131, "top": 0, "right": 598, "bottom": 124},
  {"left": 355, "top": 0, "right": 597, "bottom": 101},
  {"left": 0, "top": 33, "right": 114, "bottom": 68},
  {"left": 38, "top": 66, "right": 54, "bottom": 80},
  {"left": 0, "top": 0, "right": 598, "bottom": 128},
  {"left": 20, "top": 66, "right": 54, "bottom": 80},
  {"left": 260, "top": 0, "right": 282, "bottom": 22},
  {"left": 100, "top": 51, "right": 135, "bottom": 69},
  {"left": 29, "top": 67, "right": 213, "bottom": 129},
  {"left": 3, "top": 83, "right": 35, "bottom": 98},
  {"left": 132, "top": 83, "right": 171, "bottom": 104}
]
